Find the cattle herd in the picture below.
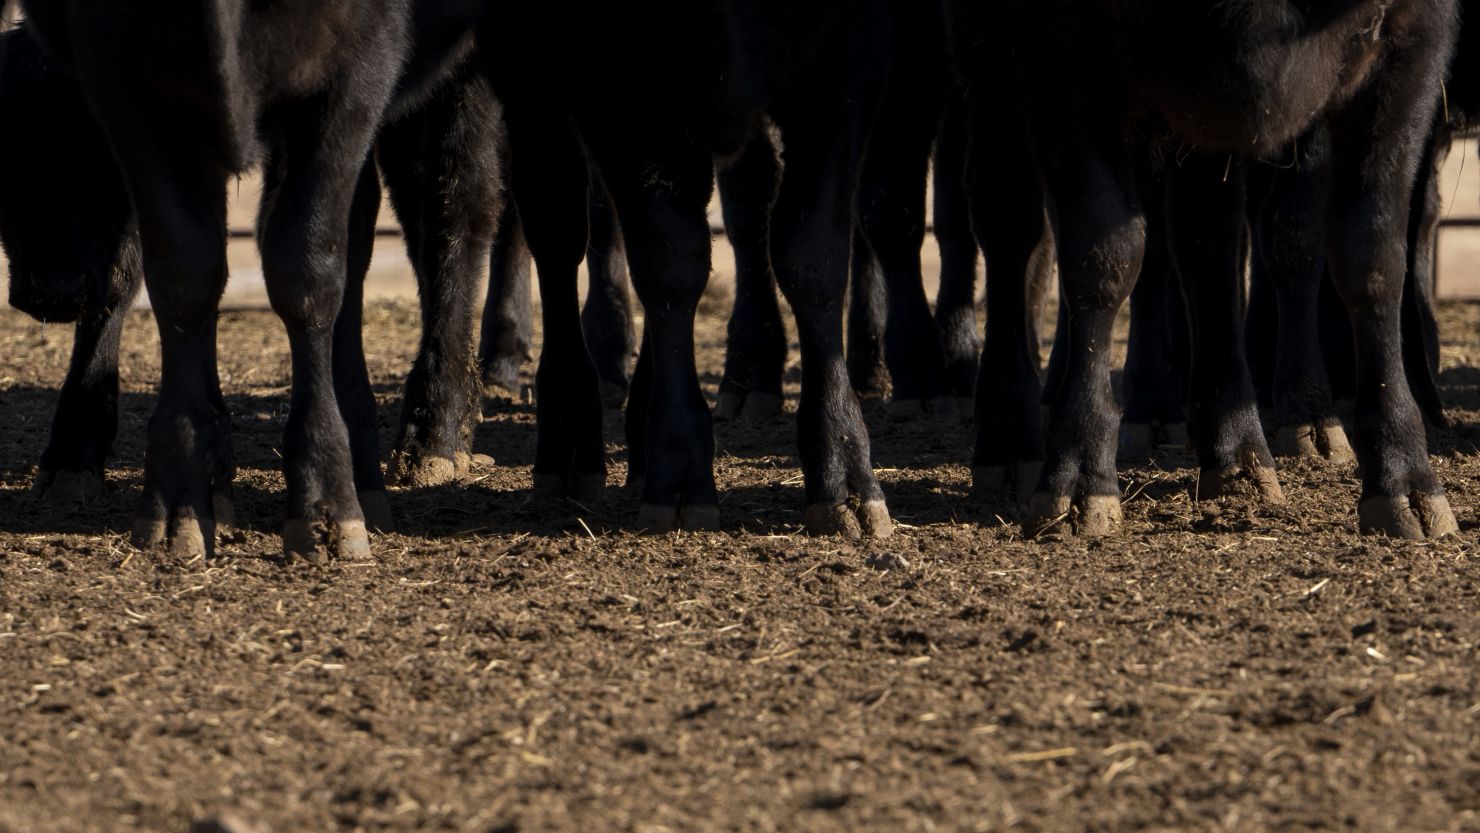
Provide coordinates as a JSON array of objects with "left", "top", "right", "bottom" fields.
[{"left": 0, "top": 1, "right": 1473, "bottom": 561}]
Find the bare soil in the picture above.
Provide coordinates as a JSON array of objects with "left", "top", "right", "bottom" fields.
[{"left": 0, "top": 295, "right": 1477, "bottom": 833}]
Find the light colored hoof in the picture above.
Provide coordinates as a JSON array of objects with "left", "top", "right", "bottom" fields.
[
  {"left": 1272, "top": 421, "right": 1356, "bottom": 466},
  {"left": 130, "top": 514, "right": 210, "bottom": 559},
  {"left": 389, "top": 452, "right": 461, "bottom": 488},
  {"left": 802, "top": 503, "right": 862, "bottom": 539},
  {"left": 213, "top": 491, "right": 237, "bottom": 531},
  {"left": 470, "top": 453, "right": 496, "bottom": 469},
  {"left": 32, "top": 469, "right": 104, "bottom": 503},
  {"left": 358, "top": 490, "right": 395, "bottom": 534},
  {"left": 1358, "top": 493, "right": 1458, "bottom": 539},
  {"left": 637, "top": 502, "right": 718, "bottom": 533},
  {"left": 282, "top": 518, "right": 369, "bottom": 563},
  {"left": 1025, "top": 492, "right": 1121, "bottom": 538},
  {"left": 1198, "top": 463, "right": 1285, "bottom": 503},
  {"left": 972, "top": 462, "right": 1042, "bottom": 503},
  {"left": 857, "top": 500, "right": 894, "bottom": 540}
]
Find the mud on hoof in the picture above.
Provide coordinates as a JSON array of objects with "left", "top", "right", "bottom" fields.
[
  {"left": 637, "top": 502, "right": 721, "bottom": 533},
  {"left": 972, "top": 462, "right": 1043, "bottom": 504},
  {"left": 800, "top": 500, "right": 893, "bottom": 540},
  {"left": 388, "top": 451, "right": 471, "bottom": 489},
  {"left": 1118, "top": 422, "right": 1188, "bottom": 463},
  {"left": 32, "top": 469, "right": 104, "bottom": 503},
  {"left": 1358, "top": 493, "right": 1458, "bottom": 540},
  {"left": 1196, "top": 461, "right": 1285, "bottom": 504},
  {"left": 282, "top": 515, "right": 370, "bottom": 563},
  {"left": 131, "top": 513, "right": 213, "bottom": 560},
  {"left": 358, "top": 490, "right": 395, "bottom": 534},
  {"left": 714, "top": 391, "right": 784, "bottom": 423},
  {"left": 1025, "top": 493, "right": 1122, "bottom": 538},
  {"left": 1271, "top": 421, "right": 1356, "bottom": 466},
  {"left": 532, "top": 472, "right": 606, "bottom": 504},
  {"left": 887, "top": 396, "right": 959, "bottom": 423}
]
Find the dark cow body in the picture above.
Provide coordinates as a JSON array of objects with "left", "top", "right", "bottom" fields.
[
  {"left": 13, "top": 1, "right": 496, "bottom": 558},
  {"left": 0, "top": 26, "right": 142, "bottom": 501},
  {"left": 949, "top": 0, "right": 1459, "bottom": 538},
  {"left": 481, "top": 2, "right": 897, "bottom": 536}
]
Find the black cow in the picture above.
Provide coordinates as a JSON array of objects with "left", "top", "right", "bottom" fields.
[
  {"left": 13, "top": 1, "right": 499, "bottom": 558},
  {"left": 0, "top": 25, "right": 142, "bottom": 503},
  {"left": 480, "top": 3, "right": 902, "bottom": 537},
  {"left": 949, "top": 0, "right": 1459, "bottom": 539}
]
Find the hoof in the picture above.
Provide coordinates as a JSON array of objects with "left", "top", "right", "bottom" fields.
[
  {"left": 1197, "top": 462, "right": 1285, "bottom": 503},
  {"left": 637, "top": 502, "right": 720, "bottom": 532},
  {"left": 599, "top": 380, "right": 629, "bottom": 411},
  {"left": 715, "top": 391, "right": 783, "bottom": 423},
  {"left": 389, "top": 452, "right": 468, "bottom": 489},
  {"left": 533, "top": 472, "right": 606, "bottom": 503},
  {"left": 131, "top": 514, "right": 211, "bottom": 559},
  {"left": 802, "top": 503, "right": 862, "bottom": 539},
  {"left": 1358, "top": 493, "right": 1458, "bottom": 539},
  {"left": 358, "top": 490, "right": 395, "bottom": 534},
  {"left": 212, "top": 490, "right": 237, "bottom": 531},
  {"left": 857, "top": 499, "right": 894, "bottom": 540},
  {"left": 32, "top": 469, "right": 103, "bottom": 503},
  {"left": 1025, "top": 492, "right": 1121, "bottom": 538},
  {"left": 972, "top": 462, "right": 1043, "bottom": 504},
  {"left": 282, "top": 517, "right": 370, "bottom": 563},
  {"left": 886, "top": 396, "right": 957, "bottom": 422},
  {"left": 1272, "top": 421, "right": 1356, "bottom": 466}
]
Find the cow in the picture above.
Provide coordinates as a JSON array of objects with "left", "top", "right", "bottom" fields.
[
  {"left": 948, "top": 0, "right": 1460, "bottom": 539},
  {"left": 478, "top": 2, "right": 906, "bottom": 537},
  {"left": 13, "top": 1, "right": 499, "bottom": 558}
]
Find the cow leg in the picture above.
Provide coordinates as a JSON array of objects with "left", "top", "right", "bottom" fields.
[
  {"left": 1118, "top": 161, "right": 1189, "bottom": 463},
  {"left": 715, "top": 130, "right": 787, "bottom": 423},
  {"left": 1326, "top": 81, "right": 1456, "bottom": 539},
  {"left": 967, "top": 119, "right": 1050, "bottom": 503},
  {"left": 33, "top": 251, "right": 143, "bottom": 502},
  {"left": 1163, "top": 155, "right": 1283, "bottom": 504},
  {"left": 770, "top": 109, "right": 892, "bottom": 539},
  {"left": 1402, "top": 127, "right": 1447, "bottom": 427},
  {"left": 582, "top": 178, "right": 638, "bottom": 410},
  {"left": 1026, "top": 136, "right": 1143, "bottom": 537},
  {"left": 846, "top": 229, "right": 889, "bottom": 398},
  {"left": 589, "top": 134, "right": 718, "bottom": 530},
  {"left": 857, "top": 83, "right": 954, "bottom": 421},
  {"left": 1248, "top": 132, "right": 1355, "bottom": 465},
  {"left": 379, "top": 78, "right": 500, "bottom": 489},
  {"left": 478, "top": 190, "right": 535, "bottom": 397},
  {"left": 329, "top": 163, "right": 393, "bottom": 532},
  {"left": 87, "top": 122, "right": 234, "bottom": 558},
  {"left": 257, "top": 93, "right": 399, "bottom": 560},
  {"left": 505, "top": 116, "right": 606, "bottom": 502},
  {"left": 931, "top": 88, "right": 982, "bottom": 416}
]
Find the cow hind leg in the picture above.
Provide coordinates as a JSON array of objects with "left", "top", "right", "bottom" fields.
[
  {"left": 931, "top": 90, "right": 982, "bottom": 416},
  {"left": 582, "top": 180, "right": 638, "bottom": 410},
  {"left": 715, "top": 128, "right": 787, "bottom": 423},
  {"left": 1163, "top": 155, "right": 1283, "bottom": 505},
  {"left": 508, "top": 114, "right": 606, "bottom": 502},
  {"left": 33, "top": 253, "right": 143, "bottom": 503},
  {"left": 478, "top": 190, "right": 535, "bottom": 398}
]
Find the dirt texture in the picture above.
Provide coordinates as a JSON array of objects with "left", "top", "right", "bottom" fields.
[{"left": 0, "top": 295, "right": 1477, "bottom": 833}]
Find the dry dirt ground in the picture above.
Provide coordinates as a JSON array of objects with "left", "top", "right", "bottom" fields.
[{"left": 0, "top": 290, "right": 1478, "bottom": 833}]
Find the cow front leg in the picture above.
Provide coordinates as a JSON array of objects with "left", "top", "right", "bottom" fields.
[
  {"left": 594, "top": 137, "right": 719, "bottom": 531},
  {"left": 1026, "top": 137, "right": 1143, "bottom": 538},
  {"left": 1327, "top": 79, "right": 1456, "bottom": 538}
]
